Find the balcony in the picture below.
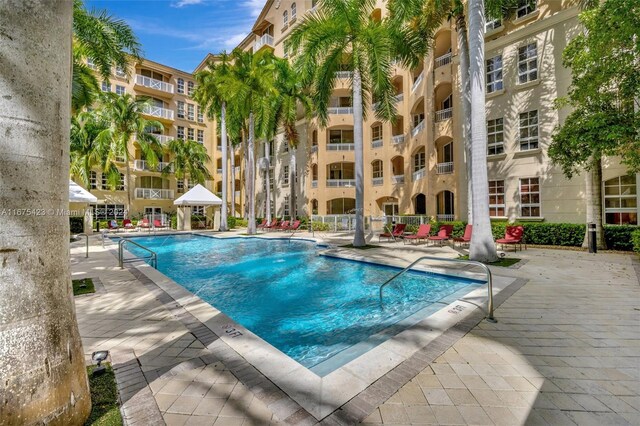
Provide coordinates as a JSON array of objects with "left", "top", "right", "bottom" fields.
[
  {"left": 393, "top": 134, "right": 406, "bottom": 144},
  {"left": 141, "top": 105, "right": 174, "bottom": 121},
  {"left": 133, "top": 160, "right": 173, "bottom": 173},
  {"left": 335, "top": 71, "right": 353, "bottom": 79},
  {"left": 392, "top": 175, "right": 405, "bottom": 184},
  {"left": 411, "top": 72, "right": 424, "bottom": 93},
  {"left": 371, "top": 138, "right": 383, "bottom": 149},
  {"left": 311, "top": 180, "right": 318, "bottom": 188},
  {"left": 327, "top": 179, "right": 355, "bottom": 188},
  {"left": 435, "top": 52, "right": 452, "bottom": 68},
  {"left": 136, "top": 134, "right": 173, "bottom": 144},
  {"left": 437, "top": 162, "right": 454, "bottom": 174},
  {"left": 412, "top": 168, "right": 426, "bottom": 182},
  {"left": 328, "top": 106, "right": 354, "bottom": 115},
  {"left": 437, "top": 214, "right": 455, "bottom": 222},
  {"left": 311, "top": 145, "right": 318, "bottom": 153},
  {"left": 395, "top": 93, "right": 404, "bottom": 103},
  {"left": 435, "top": 108, "right": 452, "bottom": 122},
  {"left": 235, "top": 191, "right": 241, "bottom": 199},
  {"left": 411, "top": 120, "right": 425, "bottom": 138},
  {"left": 217, "top": 168, "right": 223, "bottom": 175},
  {"left": 234, "top": 166, "right": 241, "bottom": 174},
  {"left": 327, "top": 143, "right": 355, "bottom": 151},
  {"left": 135, "top": 75, "right": 174, "bottom": 94},
  {"left": 255, "top": 34, "right": 274, "bottom": 51},
  {"left": 135, "top": 188, "right": 174, "bottom": 200},
  {"left": 372, "top": 177, "right": 383, "bottom": 186}
]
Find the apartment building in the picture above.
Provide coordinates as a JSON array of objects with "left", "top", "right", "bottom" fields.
[
  {"left": 246, "top": 0, "right": 638, "bottom": 226},
  {"left": 83, "top": 58, "right": 243, "bottom": 221}
]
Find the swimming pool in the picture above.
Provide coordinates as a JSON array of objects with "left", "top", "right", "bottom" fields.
[{"left": 124, "top": 234, "right": 483, "bottom": 375}]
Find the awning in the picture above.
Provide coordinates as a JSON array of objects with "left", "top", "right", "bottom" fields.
[
  {"left": 69, "top": 180, "right": 98, "bottom": 203},
  {"left": 174, "top": 184, "right": 222, "bottom": 206}
]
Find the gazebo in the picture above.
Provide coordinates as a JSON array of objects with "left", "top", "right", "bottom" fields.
[
  {"left": 69, "top": 180, "right": 98, "bottom": 234},
  {"left": 173, "top": 184, "right": 223, "bottom": 231}
]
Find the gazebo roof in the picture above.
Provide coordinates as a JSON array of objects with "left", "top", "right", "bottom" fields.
[
  {"left": 174, "top": 184, "right": 222, "bottom": 206},
  {"left": 69, "top": 180, "right": 98, "bottom": 203}
]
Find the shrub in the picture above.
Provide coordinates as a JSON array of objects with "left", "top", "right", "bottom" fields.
[
  {"left": 69, "top": 217, "right": 84, "bottom": 234},
  {"left": 432, "top": 221, "right": 467, "bottom": 237},
  {"left": 604, "top": 225, "right": 638, "bottom": 251},
  {"left": 520, "top": 223, "right": 585, "bottom": 247},
  {"left": 312, "top": 221, "right": 330, "bottom": 231},
  {"left": 632, "top": 229, "right": 640, "bottom": 254},
  {"left": 170, "top": 215, "right": 177, "bottom": 230},
  {"left": 227, "top": 216, "right": 237, "bottom": 229},
  {"left": 236, "top": 219, "right": 248, "bottom": 228}
]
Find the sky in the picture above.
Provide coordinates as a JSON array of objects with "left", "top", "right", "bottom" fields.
[{"left": 87, "top": 0, "right": 266, "bottom": 72}]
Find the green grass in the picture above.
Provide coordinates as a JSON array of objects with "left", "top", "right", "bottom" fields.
[
  {"left": 86, "top": 364, "right": 122, "bottom": 426},
  {"left": 340, "top": 244, "right": 381, "bottom": 250},
  {"left": 73, "top": 278, "right": 95, "bottom": 296},
  {"left": 458, "top": 255, "right": 521, "bottom": 267}
]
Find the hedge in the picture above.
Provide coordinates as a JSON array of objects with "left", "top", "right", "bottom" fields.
[
  {"left": 604, "top": 225, "right": 637, "bottom": 251},
  {"left": 632, "top": 229, "right": 640, "bottom": 254},
  {"left": 227, "top": 216, "right": 237, "bottom": 229}
]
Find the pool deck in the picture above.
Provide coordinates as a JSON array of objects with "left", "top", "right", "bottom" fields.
[{"left": 71, "top": 230, "right": 640, "bottom": 425}]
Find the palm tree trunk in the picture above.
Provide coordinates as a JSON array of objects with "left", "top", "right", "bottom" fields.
[
  {"left": 352, "top": 69, "right": 366, "bottom": 247},
  {"left": 468, "top": 0, "right": 498, "bottom": 262},
  {"left": 456, "top": 14, "right": 473, "bottom": 224},
  {"left": 243, "top": 135, "right": 249, "bottom": 220},
  {"left": 125, "top": 158, "right": 132, "bottom": 218},
  {"left": 290, "top": 148, "right": 297, "bottom": 219},
  {"left": 220, "top": 103, "right": 228, "bottom": 231},
  {"left": 265, "top": 140, "right": 272, "bottom": 222},
  {"left": 0, "top": 1, "right": 91, "bottom": 423},
  {"left": 583, "top": 155, "right": 607, "bottom": 249},
  {"left": 230, "top": 145, "right": 236, "bottom": 216},
  {"left": 247, "top": 113, "right": 257, "bottom": 234}
]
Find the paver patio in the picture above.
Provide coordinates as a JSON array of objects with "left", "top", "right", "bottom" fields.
[{"left": 70, "top": 232, "right": 639, "bottom": 425}]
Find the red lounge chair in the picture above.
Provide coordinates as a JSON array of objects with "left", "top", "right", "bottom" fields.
[
  {"left": 108, "top": 220, "right": 119, "bottom": 232},
  {"left": 275, "top": 221, "right": 290, "bottom": 231},
  {"left": 428, "top": 225, "right": 454, "bottom": 245},
  {"left": 256, "top": 219, "right": 268, "bottom": 229},
  {"left": 140, "top": 218, "right": 151, "bottom": 231},
  {"left": 264, "top": 219, "right": 279, "bottom": 231},
  {"left": 123, "top": 219, "right": 135, "bottom": 231},
  {"left": 379, "top": 223, "right": 407, "bottom": 242},
  {"left": 153, "top": 219, "right": 168, "bottom": 230},
  {"left": 285, "top": 220, "right": 301, "bottom": 231},
  {"left": 403, "top": 224, "right": 431, "bottom": 245},
  {"left": 453, "top": 224, "right": 473, "bottom": 247},
  {"left": 496, "top": 225, "right": 525, "bottom": 252}
]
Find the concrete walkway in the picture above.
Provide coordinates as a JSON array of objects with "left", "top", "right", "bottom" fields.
[{"left": 70, "top": 233, "right": 639, "bottom": 425}]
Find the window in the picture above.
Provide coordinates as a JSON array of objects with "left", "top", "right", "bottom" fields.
[
  {"left": 604, "top": 176, "right": 638, "bottom": 225},
  {"left": 187, "top": 81, "right": 194, "bottom": 96},
  {"left": 283, "top": 142, "right": 289, "bottom": 153},
  {"left": 115, "top": 85, "right": 126, "bottom": 96},
  {"left": 192, "top": 206, "right": 205, "bottom": 216},
  {"left": 489, "top": 180, "right": 505, "bottom": 217},
  {"left": 283, "top": 10, "right": 288, "bottom": 27},
  {"left": 412, "top": 113, "right": 425, "bottom": 127},
  {"left": 518, "top": 42, "right": 538, "bottom": 84},
  {"left": 115, "top": 66, "right": 126, "bottom": 78},
  {"left": 117, "top": 173, "right": 126, "bottom": 191},
  {"left": 177, "top": 101, "right": 185, "bottom": 119},
  {"left": 197, "top": 129, "right": 204, "bottom": 144},
  {"left": 92, "top": 204, "right": 125, "bottom": 220},
  {"left": 413, "top": 150, "right": 425, "bottom": 172},
  {"left": 87, "top": 58, "right": 96, "bottom": 69},
  {"left": 487, "top": 118, "right": 504, "bottom": 155},
  {"left": 187, "top": 103, "right": 194, "bottom": 121},
  {"left": 486, "top": 55, "right": 503, "bottom": 93},
  {"left": 283, "top": 165, "right": 290, "bottom": 186},
  {"left": 516, "top": 0, "right": 537, "bottom": 19},
  {"left": 177, "top": 78, "right": 184, "bottom": 94},
  {"left": 101, "top": 81, "right": 111, "bottom": 92},
  {"left": 177, "top": 179, "right": 184, "bottom": 193},
  {"left": 187, "top": 180, "right": 196, "bottom": 190},
  {"left": 269, "top": 168, "right": 274, "bottom": 190},
  {"left": 328, "top": 129, "right": 354, "bottom": 144},
  {"left": 291, "top": 3, "right": 297, "bottom": 20},
  {"left": 519, "top": 110, "right": 539, "bottom": 151},
  {"left": 372, "top": 160, "right": 383, "bottom": 179},
  {"left": 284, "top": 196, "right": 290, "bottom": 217},
  {"left": 372, "top": 124, "right": 382, "bottom": 141},
  {"left": 89, "top": 171, "right": 97, "bottom": 189},
  {"left": 177, "top": 126, "right": 185, "bottom": 140},
  {"left": 101, "top": 173, "right": 108, "bottom": 189},
  {"left": 520, "top": 177, "right": 540, "bottom": 217},
  {"left": 197, "top": 106, "right": 204, "bottom": 123},
  {"left": 485, "top": 18, "right": 502, "bottom": 32},
  {"left": 187, "top": 128, "right": 194, "bottom": 141}
]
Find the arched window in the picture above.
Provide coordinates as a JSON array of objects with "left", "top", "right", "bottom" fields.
[
  {"left": 283, "top": 10, "right": 288, "bottom": 27},
  {"left": 604, "top": 175, "right": 638, "bottom": 225},
  {"left": 291, "top": 3, "right": 297, "bottom": 20}
]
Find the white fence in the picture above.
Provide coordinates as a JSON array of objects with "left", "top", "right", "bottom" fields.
[{"left": 135, "top": 75, "right": 174, "bottom": 94}]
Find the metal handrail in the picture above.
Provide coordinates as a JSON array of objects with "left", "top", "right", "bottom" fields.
[
  {"left": 75, "top": 233, "right": 89, "bottom": 258},
  {"left": 379, "top": 255, "right": 496, "bottom": 322},
  {"left": 118, "top": 238, "right": 158, "bottom": 269}
]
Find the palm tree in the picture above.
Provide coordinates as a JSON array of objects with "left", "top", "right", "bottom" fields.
[
  {"left": 164, "top": 139, "right": 212, "bottom": 185},
  {"left": 194, "top": 52, "right": 234, "bottom": 230},
  {"left": 96, "top": 93, "right": 163, "bottom": 215},
  {"left": 226, "top": 48, "right": 278, "bottom": 235},
  {"left": 289, "top": 0, "right": 398, "bottom": 247},
  {"left": 1, "top": 2, "right": 91, "bottom": 423},
  {"left": 72, "top": 0, "right": 141, "bottom": 112},
  {"left": 70, "top": 111, "right": 109, "bottom": 187}
]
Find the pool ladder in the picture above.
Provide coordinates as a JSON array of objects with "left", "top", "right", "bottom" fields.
[
  {"left": 118, "top": 238, "right": 158, "bottom": 269},
  {"left": 379, "top": 256, "right": 496, "bottom": 322}
]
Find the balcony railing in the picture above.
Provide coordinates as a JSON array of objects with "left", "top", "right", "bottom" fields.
[
  {"left": 311, "top": 180, "right": 318, "bottom": 188},
  {"left": 136, "top": 134, "right": 173, "bottom": 144},
  {"left": 327, "top": 179, "right": 355, "bottom": 188},
  {"left": 437, "top": 162, "right": 454, "bottom": 174},
  {"left": 135, "top": 75, "right": 174, "bottom": 94},
  {"left": 234, "top": 166, "right": 240, "bottom": 174},
  {"left": 411, "top": 120, "right": 425, "bottom": 137},
  {"left": 235, "top": 191, "right": 241, "bottom": 199},
  {"left": 327, "top": 143, "right": 355, "bottom": 151},
  {"left": 437, "top": 214, "right": 455, "bottom": 222},
  {"left": 372, "top": 177, "right": 383, "bottom": 186},
  {"left": 392, "top": 134, "right": 406, "bottom": 144},
  {"left": 328, "top": 107, "right": 354, "bottom": 115},
  {"left": 135, "top": 188, "right": 174, "bottom": 200},
  {"left": 435, "top": 108, "right": 453, "bottom": 122},
  {"left": 217, "top": 168, "right": 223, "bottom": 175},
  {"left": 395, "top": 93, "right": 404, "bottom": 103},
  {"left": 141, "top": 105, "right": 174, "bottom": 121},
  {"left": 392, "top": 175, "right": 405, "bottom": 184},
  {"left": 335, "top": 71, "right": 353, "bottom": 79},
  {"left": 255, "top": 34, "right": 274, "bottom": 50},
  {"left": 371, "top": 138, "right": 383, "bottom": 149},
  {"left": 412, "top": 168, "right": 426, "bottom": 182},
  {"left": 435, "top": 52, "right": 452, "bottom": 68},
  {"left": 311, "top": 145, "right": 318, "bottom": 153},
  {"left": 411, "top": 71, "right": 424, "bottom": 92},
  {"left": 133, "top": 160, "right": 173, "bottom": 173}
]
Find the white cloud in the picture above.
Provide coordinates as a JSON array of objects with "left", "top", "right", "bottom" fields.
[
  {"left": 242, "top": 0, "right": 265, "bottom": 17},
  {"left": 172, "top": 0, "right": 206, "bottom": 8}
]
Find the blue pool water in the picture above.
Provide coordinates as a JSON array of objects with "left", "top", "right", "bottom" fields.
[{"left": 124, "top": 235, "right": 483, "bottom": 374}]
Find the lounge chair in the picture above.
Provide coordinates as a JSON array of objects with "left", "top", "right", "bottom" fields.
[
  {"left": 139, "top": 218, "right": 151, "bottom": 232},
  {"left": 256, "top": 219, "right": 268, "bottom": 229},
  {"left": 108, "top": 220, "right": 119, "bottom": 232},
  {"left": 403, "top": 224, "right": 431, "bottom": 245},
  {"left": 285, "top": 220, "right": 301, "bottom": 232},
  {"left": 263, "top": 219, "right": 279, "bottom": 231},
  {"left": 153, "top": 219, "right": 168, "bottom": 230},
  {"left": 453, "top": 224, "right": 473, "bottom": 247},
  {"left": 379, "top": 223, "right": 407, "bottom": 242},
  {"left": 123, "top": 219, "right": 135, "bottom": 232},
  {"left": 428, "top": 225, "right": 454, "bottom": 245},
  {"left": 496, "top": 225, "right": 525, "bottom": 252},
  {"left": 275, "top": 221, "right": 290, "bottom": 231}
]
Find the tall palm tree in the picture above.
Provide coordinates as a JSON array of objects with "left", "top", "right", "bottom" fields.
[
  {"left": 72, "top": 0, "right": 141, "bottom": 112},
  {"left": 1, "top": 2, "right": 91, "bottom": 423},
  {"left": 70, "top": 110, "right": 109, "bottom": 187},
  {"left": 289, "top": 0, "right": 398, "bottom": 247},
  {"left": 194, "top": 52, "right": 234, "bottom": 230},
  {"left": 96, "top": 93, "right": 163, "bottom": 215},
  {"left": 164, "top": 138, "right": 212, "bottom": 184},
  {"left": 226, "top": 48, "right": 278, "bottom": 235}
]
